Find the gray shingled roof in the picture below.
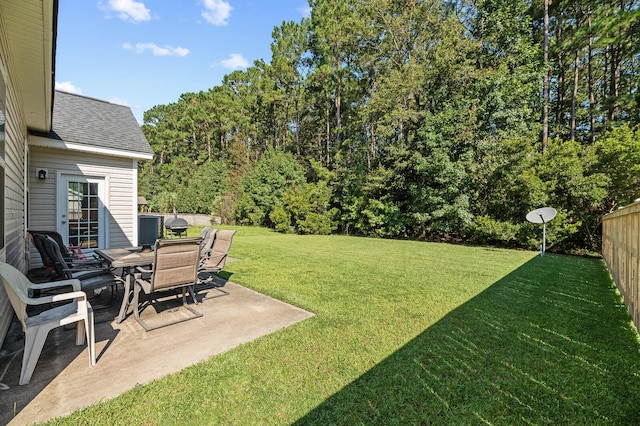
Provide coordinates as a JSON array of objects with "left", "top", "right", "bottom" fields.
[{"left": 38, "top": 91, "right": 153, "bottom": 156}]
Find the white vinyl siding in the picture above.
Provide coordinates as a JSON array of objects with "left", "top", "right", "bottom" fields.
[
  {"left": 28, "top": 146, "right": 138, "bottom": 267},
  {"left": 0, "top": 48, "right": 29, "bottom": 346}
]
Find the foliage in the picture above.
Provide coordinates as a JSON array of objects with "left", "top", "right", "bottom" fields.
[
  {"left": 136, "top": 0, "right": 640, "bottom": 252},
  {"left": 593, "top": 124, "right": 640, "bottom": 211},
  {"left": 233, "top": 150, "right": 306, "bottom": 227},
  {"left": 270, "top": 160, "right": 338, "bottom": 235},
  {"left": 179, "top": 160, "right": 230, "bottom": 214},
  {"left": 466, "top": 215, "right": 522, "bottom": 246},
  {"left": 140, "top": 158, "right": 229, "bottom": 215},
  {"left": 211, "top": 194, "right": 234, "bottom": 225}
]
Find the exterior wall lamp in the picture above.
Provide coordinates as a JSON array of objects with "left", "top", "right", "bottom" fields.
[{"left": 36, "top": 168, "right": 47, "bottom": 180}]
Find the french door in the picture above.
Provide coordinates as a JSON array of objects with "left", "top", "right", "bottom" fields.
[{"left": 58, "top": 175, "right": 106, "bottom": 250}]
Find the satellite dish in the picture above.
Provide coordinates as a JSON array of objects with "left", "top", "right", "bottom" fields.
[
  {"left": 526, "top": 207, "right": 557, "bottom": 256},
  {"left": 526, "top": 207, "right": 557, "bottom": 224}
]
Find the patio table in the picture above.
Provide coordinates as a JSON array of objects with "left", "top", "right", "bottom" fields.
[{"left": 95, "top": 247, "right": 155, "bottom": 323}]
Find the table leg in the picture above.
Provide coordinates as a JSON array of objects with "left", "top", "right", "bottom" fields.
[{"left": 116, "top": 268, "right": 133, "bottom": 323}]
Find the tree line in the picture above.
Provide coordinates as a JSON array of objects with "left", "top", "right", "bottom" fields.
[{"left": 139, "top": 0, "right": 640, "bottom": 253}]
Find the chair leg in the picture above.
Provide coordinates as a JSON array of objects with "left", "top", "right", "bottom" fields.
[
  {"left": 182, "top": 287, "right": 203, "bottom": 320},
  {"left": 195, "top": 271, "right": 230, "bottom": 300},
  {"left": 134, "top": 286, "right": 202, "bottom": 332},
  {"left": 132, "top": 281, "right": 151, "bottom": 331},
  {"left": 86, "top": 305, "right": 96, "bottom": 366},
  {"left": 20, "top": 326, "right": 51, "bottom": 385},
  {"left": 75, "top": 317, "right": 86, "bottom": 346},
  {"left": 187, "top": 285, "right": 199, "bottom": 305}
]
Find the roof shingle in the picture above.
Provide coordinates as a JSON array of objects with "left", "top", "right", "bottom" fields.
[{"left": 35, "top": 91, "right": 153, "bottom": 157}]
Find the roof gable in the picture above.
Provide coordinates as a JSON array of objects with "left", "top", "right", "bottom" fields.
[{"left": 30, "top": 91, "right": 153, "bottom": 159}]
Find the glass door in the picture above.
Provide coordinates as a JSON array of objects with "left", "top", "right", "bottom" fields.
[{"left": 59, "top": 176, "right": 105, "bottom": 250}]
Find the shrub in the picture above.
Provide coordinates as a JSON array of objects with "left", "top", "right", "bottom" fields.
[{"left": 466, "top": 215, "right": 521, "bottom": 246}]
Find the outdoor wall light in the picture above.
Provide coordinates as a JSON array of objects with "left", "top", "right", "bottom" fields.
[{"left": 36, "top": 168, "right": 47, "bottom": 180}]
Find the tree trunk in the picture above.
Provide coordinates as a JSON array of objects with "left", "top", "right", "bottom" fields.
[
  {"left": 334, "top": 74, "right": 342, "bottom": 164},
  {"left": 571, "top": 50, "right": 579, "bottom": 142},
  {"left": 295, "top": 97, "right": 301, "bottom": 160},
  {"left": 608, "top": 0, "right": 626, "bottom": 122},
  {"left": 588, "top": 14, "right": 596, "bottom": 144},
  {"left": 325, "top": 88, "right": 331, "bottom": 167},
  {"left": 542, "top": 0, "right": 549, "bottom": 154},
  {"left": 608, "top": 45, "right": 621, "bottom": 122},
  {"left": 369, "top": 121, "right": 376, "bottom": 172},
  {"left": 555, "top": 22, "right": 565, "bottom": 132}
]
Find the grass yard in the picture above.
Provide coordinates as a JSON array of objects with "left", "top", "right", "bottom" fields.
[{"left": 53, "top": 226, "right": 640, "bottom": 424}]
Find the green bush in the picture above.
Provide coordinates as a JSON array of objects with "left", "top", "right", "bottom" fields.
[
  {"left": 270, "top": 204, "right": 291, "bottom": 233},
  {"left": 233, "top": 150, "right": 306, "bottom": 227},
  {"left": 466, "top": 215, "right": 521, "bottom": 246},
  {"left": 271, "top": 182, "right": 338, "bottom": 235}
]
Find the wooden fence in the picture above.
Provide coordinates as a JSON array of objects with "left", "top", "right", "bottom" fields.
[
  {"left": 602, "top": 201, "right": 640, "bottom": 331},
  {"left": 155, "top": 213, "right": 220, "bottom": 226},
  {"left": 140, "top": 213, "right": 220, "bottom": 227}
]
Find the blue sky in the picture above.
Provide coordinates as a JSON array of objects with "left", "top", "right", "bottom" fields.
[{"left": 55, "top": 0, "right": 310, "bottom": 123}]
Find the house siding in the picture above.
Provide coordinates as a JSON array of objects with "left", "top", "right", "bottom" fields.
[
  {"left": 0, "top": 23, "right": 29, "bottom": 346},
  {"left": 29, "top": 147, "right": 138, "bottom": 267}
]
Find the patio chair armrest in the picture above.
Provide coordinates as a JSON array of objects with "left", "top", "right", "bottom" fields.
[
  {"left": 135, "top": 265, "right": 152, "bottom": 274},
  {"left": 50, "top": 290, "right": 88, "bottom": 303},
  {"left": 70, "top": 258, "right": 104, "bottom": 267},
  {"left": 26, "top": 289, "right": 87, "bottom": 305},
  {"left": 30, "top": 278, "right": 82, "bottom": 292},
  {"left": 64, "top": 265, "right": 111, "bottom": 275},
  {"left": 207, "top": 252, "right": 228, "bottom": 261}
]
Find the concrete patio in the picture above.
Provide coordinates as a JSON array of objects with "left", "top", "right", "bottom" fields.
[{"left": 0, "top": 273, "right": 313, "bottom": 425}]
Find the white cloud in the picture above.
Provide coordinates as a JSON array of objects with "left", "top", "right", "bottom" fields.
[
  {"left": 123, "top": 42, "right": 189, "bottom": 57},
  {"left": 297, "top": 5, "right": 311, "bottom": 18},
  {"left": 108, "top": 97, "right": 130, "bottom": 107},
  {"left": 221, "top": 53, "right": 249, "bottom": 69},
  {"left": 101, "top": 0, "right": 151, "bottom": 23},
  {"left": 201, "top": 0, "right": 232, "bottom": 26},
  {"left": 55, "top": 81, "right": 83, "bottom": 95}
]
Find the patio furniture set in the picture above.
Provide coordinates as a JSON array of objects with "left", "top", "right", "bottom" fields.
[{"left": 0, "top": 228, "right": 236, "bottom": 385}]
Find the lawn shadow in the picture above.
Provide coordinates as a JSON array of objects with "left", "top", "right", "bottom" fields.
[{"left": 294, "top": 254, "right": 640, "bottom": 424}]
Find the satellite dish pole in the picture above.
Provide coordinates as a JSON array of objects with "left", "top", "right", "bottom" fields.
[
  {"left": 541, "top": 214, "right": 547, "bottom": 255},
  {"left": 526, "top": 207, "right": 557, "bottom": 256}
]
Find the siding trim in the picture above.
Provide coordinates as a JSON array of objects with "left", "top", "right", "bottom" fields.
[
  {"left": 132, "top": 159, "right": 139, "bottom": 246},
  {"left": 29, "top": 135, "right": 153, "bottom": 160}
]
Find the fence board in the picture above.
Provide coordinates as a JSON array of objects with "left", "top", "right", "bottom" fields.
[
  {"left": 602, "top": 202, "right": 640, "bottom": 330},
  {"left": 144, "top": 213, "right": 220, "bottom": 227}
]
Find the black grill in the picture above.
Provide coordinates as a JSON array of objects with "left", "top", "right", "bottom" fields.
[{"left": 165, "top": 217, "right": 189, "bottom": 237}]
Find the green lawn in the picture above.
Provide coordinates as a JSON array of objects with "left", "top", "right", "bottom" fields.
[{"left": 54, "top": 227, "right": 640, "bottom": 424}]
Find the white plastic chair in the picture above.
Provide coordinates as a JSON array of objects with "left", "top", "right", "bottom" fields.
[{"left": 0, "top": 261, "right": 95, "bottom": 385}]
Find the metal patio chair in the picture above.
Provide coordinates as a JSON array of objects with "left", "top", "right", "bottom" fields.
[
  {"left": 132, "top": 237, "right": 203, "bottom": 331},
  {"left": 29, "top": 230, "right": 103, "bottom": 267},
  {"left": 196, "top": 229, "right": 235, "bottom": 299},
  {"left": 38, "top": 234, "right": 119, "bottom": 308}
]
